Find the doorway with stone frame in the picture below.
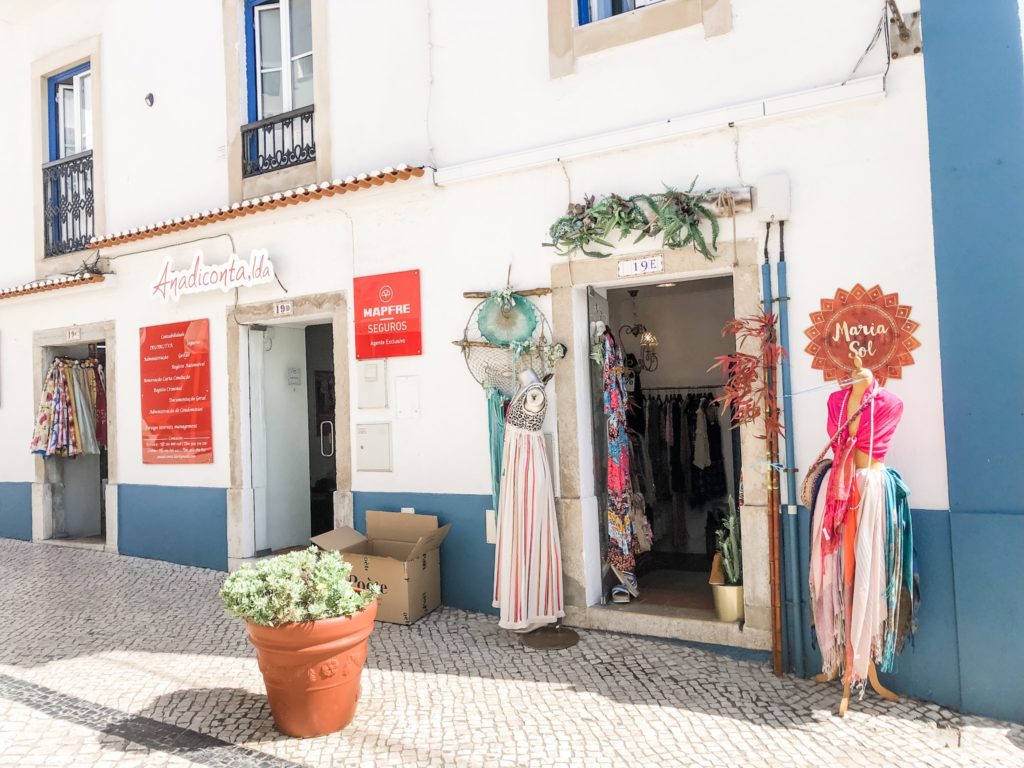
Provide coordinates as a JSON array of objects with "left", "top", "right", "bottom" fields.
[
  {"left": 31, "top": 320, "right": 118, "bottom": 553},
  {"left": 225, "top": 291, "right": 351, "bottom": 570},
  {"left": 550, "top": 242, "right": 772, "bottom": 650}
]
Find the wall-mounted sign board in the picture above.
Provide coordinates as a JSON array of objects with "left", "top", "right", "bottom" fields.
[
  {"left": 151, "top": 249, "right": 275, "bottom": 302},
  {"left": 354, "top": 270, "right": 422, "bottom": 360},
  {"left": 139, "top": 319, "right": 213, "bottom": 463},
  {"left": 617, "top": 255, "right": 664, "bottom": 279},
  {"left": 804, "top": 284, "right": 921, "bottom": 384}
]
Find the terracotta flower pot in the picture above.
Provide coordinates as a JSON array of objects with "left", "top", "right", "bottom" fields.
[{"left": 245, "top": 599, "right": 378, "bottom": 738}]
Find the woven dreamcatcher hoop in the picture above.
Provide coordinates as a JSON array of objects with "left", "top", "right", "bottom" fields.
[{"left": 453, "top": 288, "right": 566, "bottom": 397}]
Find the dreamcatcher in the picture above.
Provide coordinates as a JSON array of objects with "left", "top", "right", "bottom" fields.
[{"left": 453, "top": 285, "right": 567, "bottom": 510}]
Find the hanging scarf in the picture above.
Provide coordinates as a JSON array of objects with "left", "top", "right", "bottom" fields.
[
  {"left": 486, "top": 388, "right": 507, "bottom": 513},
  {"left": 602, "top": 330, "right": 637, "bottom": 571},
  {"left": 880, "top": 467, "right": 915, "bottom": 670}
]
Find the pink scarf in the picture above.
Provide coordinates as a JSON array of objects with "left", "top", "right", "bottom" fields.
[{"left": 820, "top": 385, "right": 879, "bottom": 555}]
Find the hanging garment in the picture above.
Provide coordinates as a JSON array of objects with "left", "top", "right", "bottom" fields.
[
  {"left": 72, "top": 365, "right": 100, "bottom": 455},
  {"left": 880, "top": 467, "right": 916, "bottom": 668},
  {"left": 602, "top": 330, "right": 642, "bottom": 572},
  {"left": 809, "top": 383, "right": 915, "bottom": 684},
  {"left": 809, "top": 467, "right": 845, "bottom": 678},
  {"left": 492, "top": 374, "right": 564, "bottom": 632},
  {"left": 30, "top": 358, "right": 103, "bottom": 458},
  {"left": 692, "top": 398, "right": 711, "bottom": 470},
  {"left": 669, "top": 397, "right": 684, "bottom": 493},
  {"left": 88, "top": 361, "right": 108, "bottom": 448},
  {"left": 848, "top": 468, "right": 888, "bottom": 684},
  {"left": 700, "top": 400, "right": 729, "bottom": 499},
  {"left": 486, "top": 388, "right": 508, "bottom": 513},
  {"left": 826, "top": 383, "right": 904, "bottom": 461}
]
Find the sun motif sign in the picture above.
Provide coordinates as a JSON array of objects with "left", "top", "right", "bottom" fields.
[{"left": 804, "top": 284, "right": 921, "bottom": 384}]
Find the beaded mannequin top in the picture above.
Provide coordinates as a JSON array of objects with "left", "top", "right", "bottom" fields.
[{"left": 506, "top": 382, "right": 547, "bottom": 432}]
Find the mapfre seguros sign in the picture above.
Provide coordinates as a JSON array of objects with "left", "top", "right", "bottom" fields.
[{"left": 353, "top": 269, "right": 422, "bottom": 359}]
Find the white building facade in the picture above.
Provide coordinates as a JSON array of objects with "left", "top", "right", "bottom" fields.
[{"left": 2, "top": 0, "right": 999, "bottom": 718}]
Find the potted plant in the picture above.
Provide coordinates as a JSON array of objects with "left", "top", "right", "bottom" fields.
[
  {"left": 709, "top": 497, "right": 744, "bottom": 622},
  {"left": 220, "top": 546, "right": 381, "bottom": 738}
]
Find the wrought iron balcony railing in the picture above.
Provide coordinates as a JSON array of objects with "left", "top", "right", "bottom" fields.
[
  {"left": 43, "top": 150, "right": 95, "bottom": 257},
  {"left": 241, "top": 105, "right": 316, "bottom": 178}
]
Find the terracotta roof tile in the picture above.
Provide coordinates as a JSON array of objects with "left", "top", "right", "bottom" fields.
[
  {"left": 88, "top": 165, "right": 425, "bottom": 249},
  {"left": 0, "top": 272, "right": 105, "bottom": 301}
]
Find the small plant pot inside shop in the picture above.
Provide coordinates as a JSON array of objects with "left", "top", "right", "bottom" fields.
[{"left": 709, "top": 552, "right": 745, "bottom": 622}]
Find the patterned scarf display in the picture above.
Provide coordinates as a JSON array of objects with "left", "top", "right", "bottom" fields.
[{"left": 602, "top": 330, "right": 638, "bottom": 571}]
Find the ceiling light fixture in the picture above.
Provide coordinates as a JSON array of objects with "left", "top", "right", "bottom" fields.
[
  {"left": 656, "top": 282, "right": 677, "bottom": 288},
  {"left": 619, "top": 289, "right": 659, "bottom": 372}
]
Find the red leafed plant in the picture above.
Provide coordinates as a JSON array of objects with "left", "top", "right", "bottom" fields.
[{"left": 710, "top": 311, "right": 786, "bottom": 440}]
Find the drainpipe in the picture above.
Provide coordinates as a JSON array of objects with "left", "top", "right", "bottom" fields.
[
  {"left": 761, "top": 227, "right": 784, "bottom": 677},
  {"left": 775, "top": 221, "right": 806, "bottom": 676}
]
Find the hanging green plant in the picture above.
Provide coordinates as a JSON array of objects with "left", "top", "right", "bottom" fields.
[{"left": 545, "top": 180, "right": 721, "bottom": 260}]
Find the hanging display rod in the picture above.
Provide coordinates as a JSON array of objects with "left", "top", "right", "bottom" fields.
[{"left": 645, "top": 384, "right": 725, "bottom": 391}]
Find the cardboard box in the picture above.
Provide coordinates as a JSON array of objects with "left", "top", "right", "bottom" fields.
[{"left": 311, "top": 511, "right": 450, "bottom": 625}]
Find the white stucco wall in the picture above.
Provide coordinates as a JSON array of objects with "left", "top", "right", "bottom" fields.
[{"left": 0, "top": 0, "right": 947, "bottom": 515}]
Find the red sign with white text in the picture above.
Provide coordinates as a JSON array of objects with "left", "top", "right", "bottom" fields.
[
  {"left": 139, "top": 319, "right": 214, "bottom": 464},
  {"left": 354, "top": 270, "right": 422, "bottom": 359}
]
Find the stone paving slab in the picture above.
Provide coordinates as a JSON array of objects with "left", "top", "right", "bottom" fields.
[{"left": 0, "top": 539, "right": 1021, "bottom": 768}]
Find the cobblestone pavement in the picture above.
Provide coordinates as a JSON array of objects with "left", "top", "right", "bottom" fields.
[{"left": 0, "top": 540, "right": 1021, "bottom": 768}]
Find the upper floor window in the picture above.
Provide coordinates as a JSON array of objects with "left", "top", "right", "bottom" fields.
[
  {"left": 242, "top": 0, "right": 316, "bottom": 178},
  {"left": 577, "top": 0, "right": 665, "bottom": 25},
  {"left": 43, "top": 62, "right": 95, "bottom": 256},
  {"left": 246, "top": 0, "right": 313, "bottom": 121},
  {"left": 48, "top": 63, "right": 92, "bottom": 161}
]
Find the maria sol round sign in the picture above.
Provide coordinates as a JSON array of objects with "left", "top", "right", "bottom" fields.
[{"left": 804, "top": 284, "right": 921, "bottom": 384}]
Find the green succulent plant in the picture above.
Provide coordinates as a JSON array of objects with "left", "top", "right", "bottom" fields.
[
  {"left": 546, "top": 180, "right": 721, "bottom": 260},
  {"left": 716, "top": 497, "right": 742, "bottom": 586},
  {"left": 220, "top": 546, "right": 380, "bottom": 626}
]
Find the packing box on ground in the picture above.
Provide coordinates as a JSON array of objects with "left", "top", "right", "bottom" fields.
[{"left": 311, "top": 511, "right": 451, "bottom": 625}]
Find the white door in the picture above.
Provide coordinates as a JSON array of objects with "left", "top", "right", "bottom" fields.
[{"left": 249, "top": 326, "right": 312, "bottom": 552}]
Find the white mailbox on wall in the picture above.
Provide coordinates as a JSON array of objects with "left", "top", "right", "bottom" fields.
[{"left": 356, "top": 422, "right": 392, "bottom": 472}]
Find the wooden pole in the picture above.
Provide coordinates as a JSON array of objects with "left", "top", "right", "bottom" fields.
[
  {"left": 766, "top": 317, "right": 784, "bottom": 677},
  {"left": 462, "top": 288, "right": 552, "bottom": 299}
]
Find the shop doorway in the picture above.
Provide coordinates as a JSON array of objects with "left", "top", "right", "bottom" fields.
[
  {"left": 248, "top": 321, "right": 336, "bottom": 555},
  {"left": 591, "top": 277, "right": 740, "bottom": 619},
  {"left": 38, "top": 340, "right": 110, "bottom": 547}
]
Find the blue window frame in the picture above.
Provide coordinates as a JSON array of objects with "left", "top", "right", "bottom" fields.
[
  {"left": 47, "top": 62, "right": 91, "bottom": 162},
  {"left": 243, "top": 0, "right": 313, "bottom": 123},
  {"left": 578, "top": 0, "right": 662, "bottom": 25},
  {"left": 577, "top": 0, "right": 591, "bottom": 25}
]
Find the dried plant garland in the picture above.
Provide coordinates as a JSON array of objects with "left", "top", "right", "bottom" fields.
[
  {"left": 545, "top": 180, "right": 721, "bottom": 260},
  {"left": 711, "top": 311, "right": 786, "bottom": 441}
]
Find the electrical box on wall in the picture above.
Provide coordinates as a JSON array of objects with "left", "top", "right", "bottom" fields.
[
  {"left": 356, "top": 422, "right": 392, "bottom": 472},
  {"left": 755, "top": 173, "right": 791, "bottom": 222},
  {"left": 357, "top": 360, "right": 388, "bottom": 409}
]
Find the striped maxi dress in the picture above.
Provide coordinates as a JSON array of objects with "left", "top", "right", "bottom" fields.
[{"left": 492, "top": 378, "right": 565, "bottom": 632}]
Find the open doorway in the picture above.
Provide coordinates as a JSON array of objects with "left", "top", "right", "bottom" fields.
[
  {"left": 591, "top": 277, "right": 740, "bottom": 618},
  {"left": 36, "top": 341, "right": 109, "bottom": 547},
  {"left": 248, "top": 321, "right": 336, "bottom": 555}
]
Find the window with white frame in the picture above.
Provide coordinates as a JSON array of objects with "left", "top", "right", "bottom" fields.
[{"left": 252, "top": 0, "right": 313, "bottom": 119}]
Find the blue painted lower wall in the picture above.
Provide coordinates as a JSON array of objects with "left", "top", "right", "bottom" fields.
[
  {"left": 0, "top": 482, "right": 32, "bottom": 541},
  {"left": 118, "top": 485, "right": 227, "bottom": 571},
  {"left": 948, "top": 510, "right": 1024, "bottom": 723},
  {"left": 353, "top": 491, "right": 496, "bottom": 616},
  {"left": 788, "top": 506, "right": 1024, "bottom": 723}
]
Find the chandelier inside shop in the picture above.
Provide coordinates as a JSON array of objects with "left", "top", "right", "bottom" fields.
[{"left": 619, "top": 289, "right": 659, "bottom": 372}]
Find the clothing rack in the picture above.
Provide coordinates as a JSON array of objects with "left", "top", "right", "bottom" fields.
[{"left": 644, "top": 385, "right": 724, "bottom": 392}]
